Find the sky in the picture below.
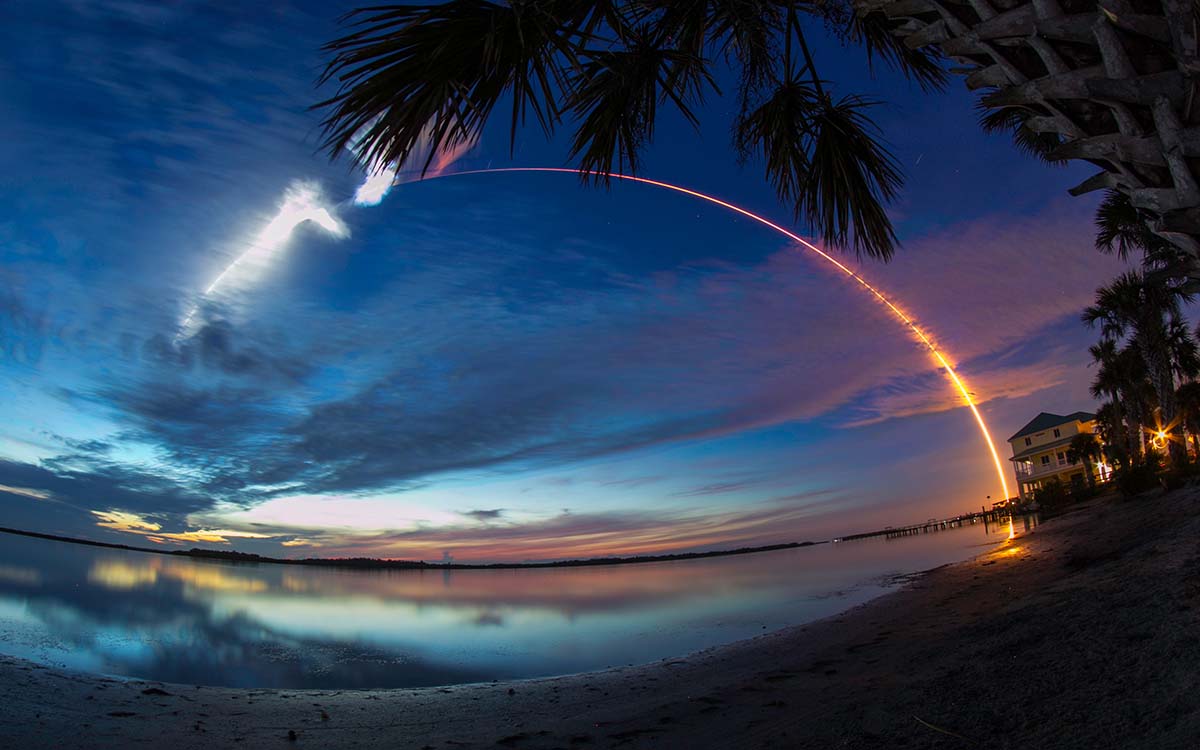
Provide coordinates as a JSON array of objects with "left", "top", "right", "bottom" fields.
[{"left": 0, "top": 1, "right": 1129, "bottom": 562}]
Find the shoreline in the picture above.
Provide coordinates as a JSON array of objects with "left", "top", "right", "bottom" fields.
[
  {"left": 0, "top": 525, "right": 826, "bottom": 570},
  {"left": 5, "top": 488, "right": 1200, "bottom": 748},
  {"left": 0, "top": 506, "right": 1007, "bottom": 571}
]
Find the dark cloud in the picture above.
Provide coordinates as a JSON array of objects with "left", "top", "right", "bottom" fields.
[
  {"left": 0, "top": 457, "right": 215, "bottom": 540},
  {"left": 463, "top": 509, "right": 504, "bottom": 521},
  {"left": 42, "top": 433, "right": 114, "bottom": 455},
  {"left": 6, "top": 456, "right": 210, "bottom": 515},
  {"left": 140, "top": 319, "right": 314, "bottom": 382}
]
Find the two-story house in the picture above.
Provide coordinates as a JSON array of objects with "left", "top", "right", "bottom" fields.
[{"left": 1008, "top": 411, "right": 1107, "bottom": 500}]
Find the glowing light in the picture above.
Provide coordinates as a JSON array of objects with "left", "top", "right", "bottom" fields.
[
  {"left": 178, "top": 181, "right": 347, "bottom": 336},
  {"left": 201, "top": 182, "right": 347, "bottom": 297},
  {"left": 354, "top": 166, "right": 397, "bottom": 206},
  {"left": 347, "top": 119, "right": 479, "bottom": 206},
  {"left": 424, "top": 167, "right": 1011, "bottom": 501}
]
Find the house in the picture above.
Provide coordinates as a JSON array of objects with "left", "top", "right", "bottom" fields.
[{"left": 1008, "top": 411, "right": 1109, "bottom": 500}]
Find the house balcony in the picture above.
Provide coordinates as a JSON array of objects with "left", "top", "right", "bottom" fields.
[{"left": 1014, "top": 458, "right": 1079, "bottom": 480}]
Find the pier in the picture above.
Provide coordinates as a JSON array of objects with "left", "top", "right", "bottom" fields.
[{"left": 834, "top": 508, "right": 1017, "bottom": 542}]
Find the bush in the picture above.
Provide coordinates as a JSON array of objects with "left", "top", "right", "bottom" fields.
[
  {"left": 1114, "top": 459, "right": 1161, "bottom": 497},
  {"left": 1031, "top": 478, "right": 1072, "bottom": 515}
]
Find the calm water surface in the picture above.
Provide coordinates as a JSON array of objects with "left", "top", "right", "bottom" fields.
[{"left": 0, "top": 520, "right": 1021, "bottom": 688}]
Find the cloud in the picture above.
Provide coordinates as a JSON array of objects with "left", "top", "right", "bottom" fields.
[
  {"left": 0, "top": 8, "right": 1130, "bottom": 565},
  {"left": 6, "top": 195, "right": 1125, "bottom": 532},
  {"left": 221, "top": 495, "right": 845, "bottom": 562},
  {"left": 0, "top": 484, "right": 54, "bottom": 501},
  {"left": 671, "top": 480, "right": 764, "bottom": 497},
  {"left": 462, "top": 509, "right": 504, "bottom": 522},
  {"left": 0, "top": 457, "right": 212, "bottom": 518},
  {"left": 92, "top": 509, "right": 161, "bottom": 533},
  {"left": 844, "top": 350, "right": 1077, "bottom": 427}
]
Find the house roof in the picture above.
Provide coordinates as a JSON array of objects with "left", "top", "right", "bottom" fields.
[{"left": 1008, "top": 411, "right": 1096, "bottom": 442}]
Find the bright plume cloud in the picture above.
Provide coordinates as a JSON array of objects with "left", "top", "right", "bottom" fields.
[
  {"left": 179, "top": 180, "right": 348, "bottom": 336},
  {"left": 347, "top": 117, "right": 479, "bottom": 206}
]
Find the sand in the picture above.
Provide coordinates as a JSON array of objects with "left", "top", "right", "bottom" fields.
[{"left": 3, "top": 486, "right": 1200, "bottom": 749}]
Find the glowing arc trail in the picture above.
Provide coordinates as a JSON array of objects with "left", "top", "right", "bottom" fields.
[{"left": 428, "top": 167, "right": 1011, "bottom": 501}]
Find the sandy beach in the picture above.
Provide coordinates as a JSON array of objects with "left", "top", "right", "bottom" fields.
[{"left": 3, "top": 487, "right": 1199, "bottom": 749}]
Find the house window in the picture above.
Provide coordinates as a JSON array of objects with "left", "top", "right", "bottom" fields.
[
  {"left": 1053, "top": 428, "right": 1061, "bottom": 438},
  {"left": 1057, "top": 451, "right": 1067, "bottom": 465},
  {"left": 1024, "top": 437, "right": 1032, "bottom": 446},
  {"left": 1041, "top": 455, "right": 1051, "bottom": 465}
]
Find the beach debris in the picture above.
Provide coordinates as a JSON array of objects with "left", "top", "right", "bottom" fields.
[
  {"left": 287, "top": 729, "right": 297, "bottom": 742},
  {"left": 507, "top": 688, "right": 515, "bottom": 696},
  {"left": 913, "top": 715, "right": 977, "bottom": 744},
  {"left": 320, "top": 710, "right": 330, "bottom": 721},
  {"left": 107, "top": 711, "right": 135, "bottom": 718},
  {"left": 140, "top": 687, "right": 171, "bottom": 696}
]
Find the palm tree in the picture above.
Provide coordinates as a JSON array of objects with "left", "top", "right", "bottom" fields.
[
  {"left": 1177, "top": 381, "right": 1200, "bottom": 461},
  {"left": 1066, "top": 432, "right": 1102, "bottom": 489},
  {"left": 1094, "top": 189, "right": 1199, "bottom": 295},
  {"left": 1088, "top": 339, "right": 1150, "bottom": 465},
  {"left": 1165, "top": 316, "right": 1200, "bottom": 381},
  {"left": 1083, "top": 271, "right": 1189, "bottom": 467},
  {"left": 314, "top": 2, "right": 953, "bottom": 261},
  {"left": 1093, "top": 401, "right": 1128, "bottom": 470},
  {"left": 854, "top": 0, "right": 1200, "bottom": 263}
]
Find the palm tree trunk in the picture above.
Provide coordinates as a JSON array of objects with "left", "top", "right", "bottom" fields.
[
  {"left": 854, "top": 0, "right": 1200, "bottom": 260},
  {"left": 1124, "top": 394, "right": 1145, "bottom": 465},
  {"left": 1109, "top": 397, "right": 1128, "bottom": 467},
  {"left": 1140, "top": 335, "right": 1188, "bottom": 467}
]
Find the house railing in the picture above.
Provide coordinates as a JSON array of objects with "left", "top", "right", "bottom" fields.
[{"left": 1014, "top": 458, "right": 1080, "bottom": 479}]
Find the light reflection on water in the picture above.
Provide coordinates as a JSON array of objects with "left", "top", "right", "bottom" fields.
[{"left": 0, "top": 521, "right": 1020, "bottom": 688}]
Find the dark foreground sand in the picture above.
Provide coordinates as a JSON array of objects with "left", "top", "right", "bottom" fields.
[{"left": 4, "top": 487, "right": 1200, "bottom": 749}]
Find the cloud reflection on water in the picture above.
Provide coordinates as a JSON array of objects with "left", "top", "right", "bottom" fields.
[{"left": 0, "top": 523, "right": 1014, "bottom": 688}]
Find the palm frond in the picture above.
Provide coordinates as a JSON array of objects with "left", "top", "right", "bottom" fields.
[
  {"left": 639, "top": 1, "right": 778, "bottom": 125},
  {"left": 565, "top": 30, "right": 712, "bottom": 177},
  {"left": 1167, "top": 314, "right": 1200, "bottom": 380},
  {"left": 977, "top": 101, "right": 1064, "bottom": 165},
  {"left": 843, "top": 10, "right": 948, "bottom": 93},
  {"left": 1082, "top": 270, "right": 1145, "bottom": 339},
  {"left": 315, "top": 1, "right": 586, "bottom": 174},
  {"left": 801, "top": 96, "right": 903, "bottom": 261},
  {"left": 737, "top": 89, "right": 901, "bottom": 260},
  {"left": 735, "top": 79, "right": 820, "bottom": 212},
  {"left": 1094, "top": 189, "right": 1148, "bottom": 259}
]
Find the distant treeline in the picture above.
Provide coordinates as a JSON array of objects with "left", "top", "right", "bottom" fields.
[{"left": 0, "top": 526, "right": 818, "bottom": 570}]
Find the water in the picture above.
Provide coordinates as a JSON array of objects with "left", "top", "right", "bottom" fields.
[{"left": 0, "top": 521, "right": 1016, "bottom": 688}]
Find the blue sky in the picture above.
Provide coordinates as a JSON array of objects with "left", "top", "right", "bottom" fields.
[{"left": 0, "top": 1, "right": 1127, "bottom": 561}]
